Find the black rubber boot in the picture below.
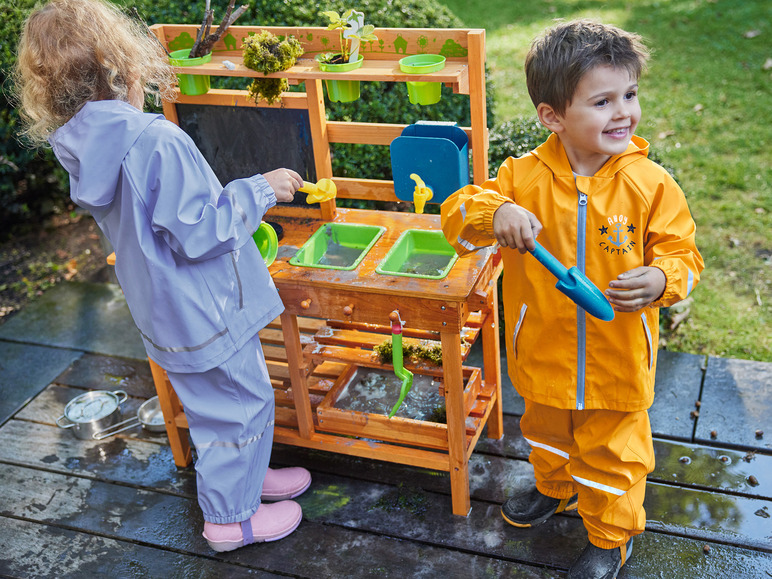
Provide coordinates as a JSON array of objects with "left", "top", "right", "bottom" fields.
[
  {"left": 500, "top": 487, "right": 578, "bottom": 527},
  {"left": 567, "top": 537, "right": 634, "bottom": 579}
]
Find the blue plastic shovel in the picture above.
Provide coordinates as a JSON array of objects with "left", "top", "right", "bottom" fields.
[{"left": 529, "top": 241, "right": 615, "bottom": 321}]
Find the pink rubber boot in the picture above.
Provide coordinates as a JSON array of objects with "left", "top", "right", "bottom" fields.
[
  {"left": 261, "top": 466, "right": 312, "bottom": 501},
  {"left": 203, "top": 500, "right": 302, "bottom": 552}
]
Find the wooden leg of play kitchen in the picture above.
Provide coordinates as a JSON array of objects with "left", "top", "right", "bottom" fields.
[
  {"left": 442, "top": 331, "right": 471, "bottom": 516},
  {"left": 482, "top": 283, "right": 504, "bottom": 440},
  {"left": 280, "top": 311, "right": 315, "bottom": 439},
  {"left": 148, "top": 358, "right": 192, "bottom": 467}
]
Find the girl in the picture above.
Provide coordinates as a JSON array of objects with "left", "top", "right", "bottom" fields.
[{"left": 15, "top": 0, "right": 311, "bottom": 552}]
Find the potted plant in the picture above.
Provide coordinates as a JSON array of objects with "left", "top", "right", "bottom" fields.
[
  {"left": 315, "top": 9, "right": 378, "bottom": 103},
  {"left": 242, "top": 30, "right": 304, "bottom": 105},
  {"left": 169, "top": 0, "right": 249, "bottom": 96}
]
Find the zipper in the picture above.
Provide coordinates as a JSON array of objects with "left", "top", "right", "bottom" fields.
[{"left": 576, "top": 192, "right": 588, "bottom": 410}]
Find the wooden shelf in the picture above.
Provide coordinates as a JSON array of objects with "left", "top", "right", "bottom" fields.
[{"left": 172, "top": 56, "right": 470, "bottom": 93}]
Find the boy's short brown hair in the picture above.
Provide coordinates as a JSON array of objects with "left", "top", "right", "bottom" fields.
[{"left": 525, "top": 19, "right": 649, "bottom": 116}]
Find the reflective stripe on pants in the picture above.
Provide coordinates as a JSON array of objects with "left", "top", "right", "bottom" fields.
[
  {"left": 166, "top": 332, "right": 275, "bottom": 524},
  {"left": 520, "top": 398, "right": 655, "bottom": 548}
]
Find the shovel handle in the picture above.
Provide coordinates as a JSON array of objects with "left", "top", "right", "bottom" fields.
[{"left": 529, "top": 241, "right": 568, "bottom": 281}]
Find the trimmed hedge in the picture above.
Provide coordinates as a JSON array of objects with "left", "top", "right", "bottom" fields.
[{"left": 2, "top": 0, "right": 514, "bottom": 231}]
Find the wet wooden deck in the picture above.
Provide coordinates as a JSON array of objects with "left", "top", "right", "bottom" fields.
[{"left": 1, "top": 281, "right": 770, "bottom": 578}]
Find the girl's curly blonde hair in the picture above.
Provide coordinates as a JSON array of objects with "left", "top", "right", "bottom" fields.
[{"left": 15, "top": 0, "right": 177, "bottom": 147}]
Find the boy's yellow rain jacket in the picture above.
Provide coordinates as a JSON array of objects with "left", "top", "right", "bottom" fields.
[{"left": 442, "top": 134, "right": 704, "bottom": 412}]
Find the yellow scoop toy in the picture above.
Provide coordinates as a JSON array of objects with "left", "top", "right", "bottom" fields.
[
  {"left": 410, "top": 173, "right": 433, "bottom": 214},
  {"left": 300, "top": 179, "right": 337, "bottom": 204}
]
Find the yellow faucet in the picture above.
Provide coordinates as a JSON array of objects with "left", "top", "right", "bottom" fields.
[
  {"left": 300, "top": 178, "right": 337, "bottom": 204},
  {"left": 410, "top": 173, "right": 433, "bottom": 214}
]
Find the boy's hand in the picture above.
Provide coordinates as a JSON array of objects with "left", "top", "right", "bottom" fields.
[
  {"left": 493, "top": 202, "right": 542, "bottom": 253},
  {"left": 605, "top": 266, "right": 667, "bottom": 312},
  {"left": 263, "top": 168, "right": 303, "bottom": 203}
]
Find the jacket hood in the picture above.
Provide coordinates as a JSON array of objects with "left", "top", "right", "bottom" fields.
[
  {"left": 49, "top": 100, "right": 162, "bottom": 209},
  {"left": 531, "top": 132, "right": 650, "bottom": 179}
]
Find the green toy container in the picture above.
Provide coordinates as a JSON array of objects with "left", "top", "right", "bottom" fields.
[
  {"left": 399, "top": 54, "right": 446, "bottom": 106},
  {"left": 252, "top": 222, "right": 279, "bottom": 266},
  {"left": 376, "top": 229, "right": 458, "bottom": 279},
  {"left": 319, "top": 55, "right": 364, "bottom": 103},
  {"left": 169, "top": 49, "right": 212, "bottom": 96},
  {"left": 290, "top": 222, "right": 385, "bottom": 270}
]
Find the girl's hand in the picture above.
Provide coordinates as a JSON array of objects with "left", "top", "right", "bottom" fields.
[
  {"left": 605, "top": 266, "right": 667, "bottom": 312},
  {"left": 263, "top": 168, "right": 303, "bottom": 203},
  {"left": 492, "top": 202, "right": 542, "bottom": 253}
]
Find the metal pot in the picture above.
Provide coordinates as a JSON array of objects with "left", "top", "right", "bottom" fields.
[
  {"left": 92, "top": 396, "right": 166, "bottom": 440},
  {"left": 56, "top": 390, "right": 128, "bottom": 440}
]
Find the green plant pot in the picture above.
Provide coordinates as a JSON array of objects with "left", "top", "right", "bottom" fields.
[
  {"left": 169, "top": 49, "right": 212, "bottom": 96},
  {"left": 252, "top": 221, "right": 278, "bottom": 266},
  {"left": 399, "top": 54, "right": 446, "bottom": 106},
  {"left": 319, "top": 55, "right": 364, "bottom": 103}
]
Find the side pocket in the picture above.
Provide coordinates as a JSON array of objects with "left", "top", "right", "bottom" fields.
[
  {"left": 640, "top": 312, "right": 653, "bottom": 370},
  {"left": 512, "top": 303, "right": 528, "bottom": 360}
]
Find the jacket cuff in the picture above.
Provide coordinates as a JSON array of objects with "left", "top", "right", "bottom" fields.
[
  {"left": 485, "top": 201, "right": 514, "bottom": 236},
  {"left": 649, "top": 262, "right": 677, "bottom": 308}
]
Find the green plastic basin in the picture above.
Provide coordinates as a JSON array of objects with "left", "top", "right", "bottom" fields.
[
  {"left": 290, "top": 222, "right": 385, "bottom": 270},
  {"left": 376, "top": 229, "right": 458, "bottom": 279}
]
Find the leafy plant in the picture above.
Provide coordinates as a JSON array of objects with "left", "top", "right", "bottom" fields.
[
  {"left": 316, "top": 9, "right": 377, "bottom": 64},
  {"left": 242, "top": 30, "right": 303, "bottom": 104}
]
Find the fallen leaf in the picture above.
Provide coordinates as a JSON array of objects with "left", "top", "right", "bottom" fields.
[
  {"left": 743, "top": 30, "right": 761, "bottom": 39},
  {"left": 693, "top": 103, "right": 704, "bottom": 113}
]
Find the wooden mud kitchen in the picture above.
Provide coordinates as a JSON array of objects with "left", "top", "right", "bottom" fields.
[{"left": 144, "top": 23, "right": 503, "bottom": 516}]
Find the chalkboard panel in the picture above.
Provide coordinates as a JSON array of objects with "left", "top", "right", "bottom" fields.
[{"left": 175, "top": 104, "right": 316, "bottom": 206}]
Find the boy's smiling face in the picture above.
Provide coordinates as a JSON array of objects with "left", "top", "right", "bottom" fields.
[{"left": 538, "top": 65, "right": 641, "bottom": 176}]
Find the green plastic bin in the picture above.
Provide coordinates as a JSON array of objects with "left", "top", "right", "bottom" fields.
[
  {"left": 376, "top": 229, "right": 458, "bottom": 279},
  {"left": 290, "top": 222, "right": 385, "bottom": 270}
]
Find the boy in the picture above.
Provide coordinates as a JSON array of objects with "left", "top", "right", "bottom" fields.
[{"left": 441, "top": 20, "right": 703, "bottom": 578}]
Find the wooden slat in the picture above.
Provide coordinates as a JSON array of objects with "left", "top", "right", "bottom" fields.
[
  {"left": 152, "top": 25, "right": 482, "bottom": 59},
  {"left": 326, "top": 121, "right": 474, "bottom": 147},
  {"left": 173, "top": 88, "right": 309, "bottom": 109},
  {"left": 272, "top": 426, "right": 450, "bottom": 471},
  {"left": 168, "top": 57, "right": 469, "bottom": 87}
]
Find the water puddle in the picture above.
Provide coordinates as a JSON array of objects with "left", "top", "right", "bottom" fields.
[
  {"left": 398, "top": 253, "right": 453, "bottom": 277},
  {"left": 333, "top": 369, "right": 445, "bottom": 421},
  {"left": 318, "top": 242, "right": 364, "bottom": 268}
]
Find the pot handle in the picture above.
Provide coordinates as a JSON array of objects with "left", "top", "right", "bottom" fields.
[
  {"left": 56, "top": 415, "right": 74, "bottom": 429},
  {"left": 113, "top": 390, "right": 128, "bottom": 404},
  {"left": 93, "top": 416, "right": 140, "bottom": 440}
]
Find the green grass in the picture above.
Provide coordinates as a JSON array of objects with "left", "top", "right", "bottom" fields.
[{"left": 438, "top": 0, "right": 771, "bottom": 362}]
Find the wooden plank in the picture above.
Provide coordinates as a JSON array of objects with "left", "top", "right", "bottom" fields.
[
  {"left": 442, "top": 331, "right": 471, "bottom": 516},
  {"left": 52, "top": 353, "right": 155, "bottom": 398},
  {"left": 0, "top": 342, "right": 82, "bottom": 425},
  {"left": 0, "top": 517, "right": 281, "bottom": 578},
  {"left": 174, "top": 87, "right": 309, "bottom": 109},
  {"left": 0, "top": 487, "right": 551, "bottom": 579},
  {"left": 326, "top": 121, "right": 475, "bottom": 148},
  {"left": 697, "top": 356, "right": 772, "bottom": 451},
  {"left": 152, "top": 25, "right": 484, "bottom": 58}
]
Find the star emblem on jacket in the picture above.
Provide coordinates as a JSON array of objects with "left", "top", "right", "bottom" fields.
[{"left": 599, "top": 214, "right": 636, "bottom": 255}]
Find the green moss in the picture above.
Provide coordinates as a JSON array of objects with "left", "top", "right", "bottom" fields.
[
  {"left": 373, "top": 338, "right": 446, "bottom": 365},
  {"left": 242, "top": 30, "right": 303, "bottom": 105}
]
